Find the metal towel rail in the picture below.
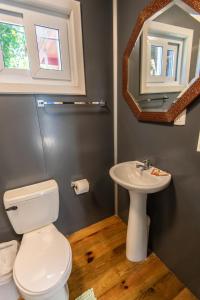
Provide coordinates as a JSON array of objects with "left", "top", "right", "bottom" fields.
[
  {"left": 37, "top": 99, "right": 107, "bottom": 108},
  {"left": 138, "top": 96, "right": 169, "bottom": 104}
]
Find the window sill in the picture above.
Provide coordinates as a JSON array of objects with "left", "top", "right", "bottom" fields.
[
  {"left": 0, "top": 81, "right": 86, "bottom": 95},
  {"left": 0, "top": 68, "right": 86, "bottom": 95},
  {"left": 140, "top": 83, "right": 186, "bottom": 94}
]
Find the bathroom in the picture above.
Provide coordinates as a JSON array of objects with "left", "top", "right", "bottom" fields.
[{"left": 0, "top": 0, "right": 200, "bottom": 299}]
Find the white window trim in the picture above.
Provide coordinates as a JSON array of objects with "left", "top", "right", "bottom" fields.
[
  {"left": 0, "top": 0, "right": 86, "bottom": 95},
  {"left": 141, "top": 21, "right": 193, "bottom": 94},
  {"left": 11, "top": 0, "right": 73, "bottom": 16}
]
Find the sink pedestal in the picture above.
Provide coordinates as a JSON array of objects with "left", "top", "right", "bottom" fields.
[
  {"left": 109, "top": 161, "right": 171, "bottom": 262},
  {"left": 126, "top": 191, "right": 149, "bottom": 262}
]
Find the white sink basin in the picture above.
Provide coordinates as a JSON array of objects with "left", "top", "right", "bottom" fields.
[
  {"left": 110, "top": 161, "right": 171, "bottom": 193},
  {"left": 110, "top": 161, "right": 171, "bottom": 262}
]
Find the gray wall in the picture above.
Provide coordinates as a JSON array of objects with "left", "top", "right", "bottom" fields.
[
  {"left": 118, "top": 0, "right": 200, "bottom": 297},
  {"left": 0, "top": 0, "right": 114, "bottom": 242}
]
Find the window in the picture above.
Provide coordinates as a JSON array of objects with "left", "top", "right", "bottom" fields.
[
  {"left": 0, "top": 22, "right": 29, "bottom": 70},
  {"left": 166, "top": 47, "right": 177, "bottom": 79},
  {"left": 147, "top": 36, "right": 182, "bottom": 84},
  {"left": 24, "top": 9, "right": 71, "bottom": 81},
  {"left": 150, "top": 45, "right": 163, "bottom": 76},
  {"left": 0, "top": 0, "right": 85, "bottom": 95},
  {"left": 35, "top": 26, "right": 62, "bottom": 71},
  {"left": 0, "top": 10, "right": 30, "bottom": 76},
  {"left": 141, "top": 21, "right": 193, "bottom": 94}
]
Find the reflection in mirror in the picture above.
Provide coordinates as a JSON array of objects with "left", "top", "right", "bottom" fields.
[{"left": 127, "top": 0, "right": 200, "bottom": 112}]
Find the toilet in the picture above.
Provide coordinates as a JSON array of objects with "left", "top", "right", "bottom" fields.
[{"left": 3, "top": 180, "right": 72, "bottom": 300}]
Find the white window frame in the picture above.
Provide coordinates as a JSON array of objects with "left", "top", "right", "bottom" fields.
[
  {"left": 0, "top": 0, "right": 86, "bottom": 95},
  {"left": 0, "top": 11, "right": 30, "bottom": 76},
  {"left": 24, "top": 12, "right": 71, "bottom": 81},
  {"left": 141, "top": 21, "right": 193, "bottom": 94},
  {"left": 146, "top": 36, "right": 183, "bottom": 83}
]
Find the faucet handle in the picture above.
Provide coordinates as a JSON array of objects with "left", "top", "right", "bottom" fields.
[{"left": 142, "top": 159, "right": 152, "bottom": 169}]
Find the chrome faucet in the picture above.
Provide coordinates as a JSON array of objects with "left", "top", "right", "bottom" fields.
[{"left": 136, "top": 160, "right": 152, "bottom": 171}]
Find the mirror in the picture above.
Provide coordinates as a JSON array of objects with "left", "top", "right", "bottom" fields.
[{"left": 123, "top": 0, "right": 200, "bottom": 122}]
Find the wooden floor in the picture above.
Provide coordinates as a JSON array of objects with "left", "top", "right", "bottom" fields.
[{"left": 68, "top": 216, "right": 198, "bottom": 300}]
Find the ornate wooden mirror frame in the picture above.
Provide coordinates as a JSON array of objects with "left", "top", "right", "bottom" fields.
[{"left": 123, "top": 0, "right": 200, "bottom": 123}]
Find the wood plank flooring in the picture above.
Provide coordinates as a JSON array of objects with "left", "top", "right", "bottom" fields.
[
  {"left": 19, "top": 216, "right": 198, "bottom": 300},
  {"left": 68, "top": 216, "right": 198, "bottom": 300}
]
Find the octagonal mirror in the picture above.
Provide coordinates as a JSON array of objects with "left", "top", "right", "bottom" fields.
[{"left": 123, "top": 0, "right": 200, "bottom": 122}]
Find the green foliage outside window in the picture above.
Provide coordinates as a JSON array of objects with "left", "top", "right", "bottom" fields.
[{"left": 0, "top": 22, "right": 29, "bottom": 69}]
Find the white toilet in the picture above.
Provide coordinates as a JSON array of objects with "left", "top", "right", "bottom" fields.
[{"left": 3, "top": 180, "right": 72, "bottom": 300}]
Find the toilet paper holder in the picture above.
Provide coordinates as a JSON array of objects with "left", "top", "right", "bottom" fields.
[{"left": 71, "top": 179, "right": 90, "bottom": 195}]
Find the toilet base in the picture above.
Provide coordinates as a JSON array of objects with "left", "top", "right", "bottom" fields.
[
  {"left": 50, "top": 285, "right": 69, "bottom": 300},
  {"left": 21, "top": 285, "right": 69, "bottom": 300}
]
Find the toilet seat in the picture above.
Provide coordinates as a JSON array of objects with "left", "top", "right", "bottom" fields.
[{"left": 13, "top": 224, "right": 72, "bottom": 296}]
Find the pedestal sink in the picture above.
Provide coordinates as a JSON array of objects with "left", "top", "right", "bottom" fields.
[{"left": 110, "top": 161, "right": 171, "bottom": 262}]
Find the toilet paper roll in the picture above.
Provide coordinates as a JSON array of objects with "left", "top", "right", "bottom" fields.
[{"left": 71, "top": 179, "right": 90, "bottom": 195}]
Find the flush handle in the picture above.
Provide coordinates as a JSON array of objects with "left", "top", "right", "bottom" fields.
[{"left": 5, "top": 206, "right": 18, "bottom": 212}]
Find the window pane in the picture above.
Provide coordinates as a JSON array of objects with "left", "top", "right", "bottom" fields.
[
  {"left": 35, "top": 25, "right": 62, "bottom": 71},
  {"left": 150, "top": 45, "right": 163, "bottom": 76},
  {"left": 166, "top": 50, "right": 175, "bottom": 78},
  {"left": 0, "top": 22, "right": 29, "bottom": 69}
]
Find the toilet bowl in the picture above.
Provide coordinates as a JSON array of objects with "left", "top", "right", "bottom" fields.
[
  {"left": 13, "top": 225, "right": 72, "bottom": 300},
  {"left": 4, "top": 180, "right": 72, "bottom": 300}
]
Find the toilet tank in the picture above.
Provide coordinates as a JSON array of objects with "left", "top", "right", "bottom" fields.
[{"left": 3, "top": 180, "right": 59, "bottom": 234}]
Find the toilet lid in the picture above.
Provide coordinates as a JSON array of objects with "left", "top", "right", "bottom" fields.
[{"left": 14, "top": 224, "right": 72, "bottom": 294}]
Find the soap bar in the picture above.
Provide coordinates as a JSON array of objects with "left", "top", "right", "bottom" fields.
[{"left": 151, "top": 168, "right": 169, "bottom": 176}]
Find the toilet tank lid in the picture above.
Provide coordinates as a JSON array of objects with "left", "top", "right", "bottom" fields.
[{"left": 4, "top": 180, "right": 58, "bottom": 205}]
